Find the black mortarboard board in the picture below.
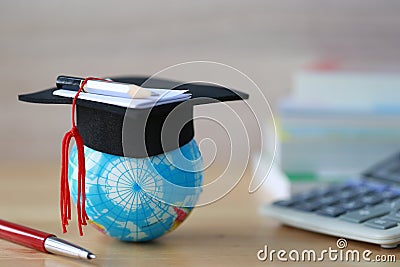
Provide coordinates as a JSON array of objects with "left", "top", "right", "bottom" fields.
[{"left": 18, "top": 76, "right": 249, "bottom": 158}]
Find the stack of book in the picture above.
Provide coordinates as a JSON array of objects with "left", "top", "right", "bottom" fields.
[{"left": 278, "top": 62, "right": 400, "bottom": 182}]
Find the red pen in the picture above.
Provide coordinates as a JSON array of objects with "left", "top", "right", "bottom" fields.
[{"left": 0, "top": 219, "right": 95, "bottom": 260}]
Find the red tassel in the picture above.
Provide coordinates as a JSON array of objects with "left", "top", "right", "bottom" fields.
[{"left": 60, "top": 77, "right": 107, "bottom": 235}]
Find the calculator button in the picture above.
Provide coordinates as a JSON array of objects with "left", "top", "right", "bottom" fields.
[
  {"left": 364, "top": 218, "right": 398, "bottom": 230},
  {"left": 364, "top": 181, "right": 389, "bottom": 192},
  {"left": 333, "top": 189, "right": 355, "bottom": 200},
  {"left": 315, "top": 195, "right": 340, "bottom": 206},
  {"left": 385, "top": 197, "right": 400, "bottom": 209},
  {"left": 382, "top": 190, "right": 400, "bottom": 200},
  {"left": 293, "top": 202, "right": 323, "bottom": 212},
  {"left": 272, "top": 200, "right": 295, "bottom": 207},
  {"left": 316, "top": 206, "right": 347, "bottom": 217},
  {"left": 336, "top": 200, "right": 365, "bottom": 211},
  {"left": 383, "top": 211, "right": 400, "bottom": 222},
  {"left": 360, "top": 194, "right": 384, "bottom": 205},
  {"left": 352, "top": 186, "right": 376, "bottom": 196},
  {"left": 340, "top": 204, "right": 391, "bottom": 223}
]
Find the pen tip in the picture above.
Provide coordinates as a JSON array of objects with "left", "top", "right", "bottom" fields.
[{"left": 87, "top": 253, "right": 96, "bottom": 260}]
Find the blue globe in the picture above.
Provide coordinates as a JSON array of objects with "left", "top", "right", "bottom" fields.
[{"left": 68, "top": 139, "right": 203, "bottom": 241}]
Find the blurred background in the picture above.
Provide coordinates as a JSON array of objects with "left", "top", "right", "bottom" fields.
[{"left": 1, "top": 0, "right": 400, "bottom": 185}]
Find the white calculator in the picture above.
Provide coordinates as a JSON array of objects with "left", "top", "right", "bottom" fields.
[{"left": 263, "top": 152, "right": 400, "bottom": 248}]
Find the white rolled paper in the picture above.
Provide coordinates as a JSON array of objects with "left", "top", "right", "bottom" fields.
[{"left": 85, "top": 80, "right": 152, "bottom": 99}]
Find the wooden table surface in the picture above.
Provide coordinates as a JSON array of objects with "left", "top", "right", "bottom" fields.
[{"left": 0, "top": 162, "right": 399, "bottom": 267}]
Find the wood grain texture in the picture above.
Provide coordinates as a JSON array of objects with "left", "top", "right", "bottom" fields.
[{"left": 0, "top": 162, "right": 399, "bottom": 266}]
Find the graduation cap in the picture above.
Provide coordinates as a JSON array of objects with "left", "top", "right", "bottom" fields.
[
  {"left": 19, "top": 76, "right": 248, "bottom": 158},
  {"left": 18, "top": 76, "right": 249, "bottom": 237}
]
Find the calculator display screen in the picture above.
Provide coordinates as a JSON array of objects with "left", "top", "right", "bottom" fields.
[{"left": 363, "top": 154, "right": 400, "bottom": 184}]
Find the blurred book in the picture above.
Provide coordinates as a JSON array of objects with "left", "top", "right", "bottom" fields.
[
  {"left": 292, "top": 61, "right": 400, "bottom": 111},
  {"left": 279, "top": 61, "right": 400, "bottom": 182}
]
